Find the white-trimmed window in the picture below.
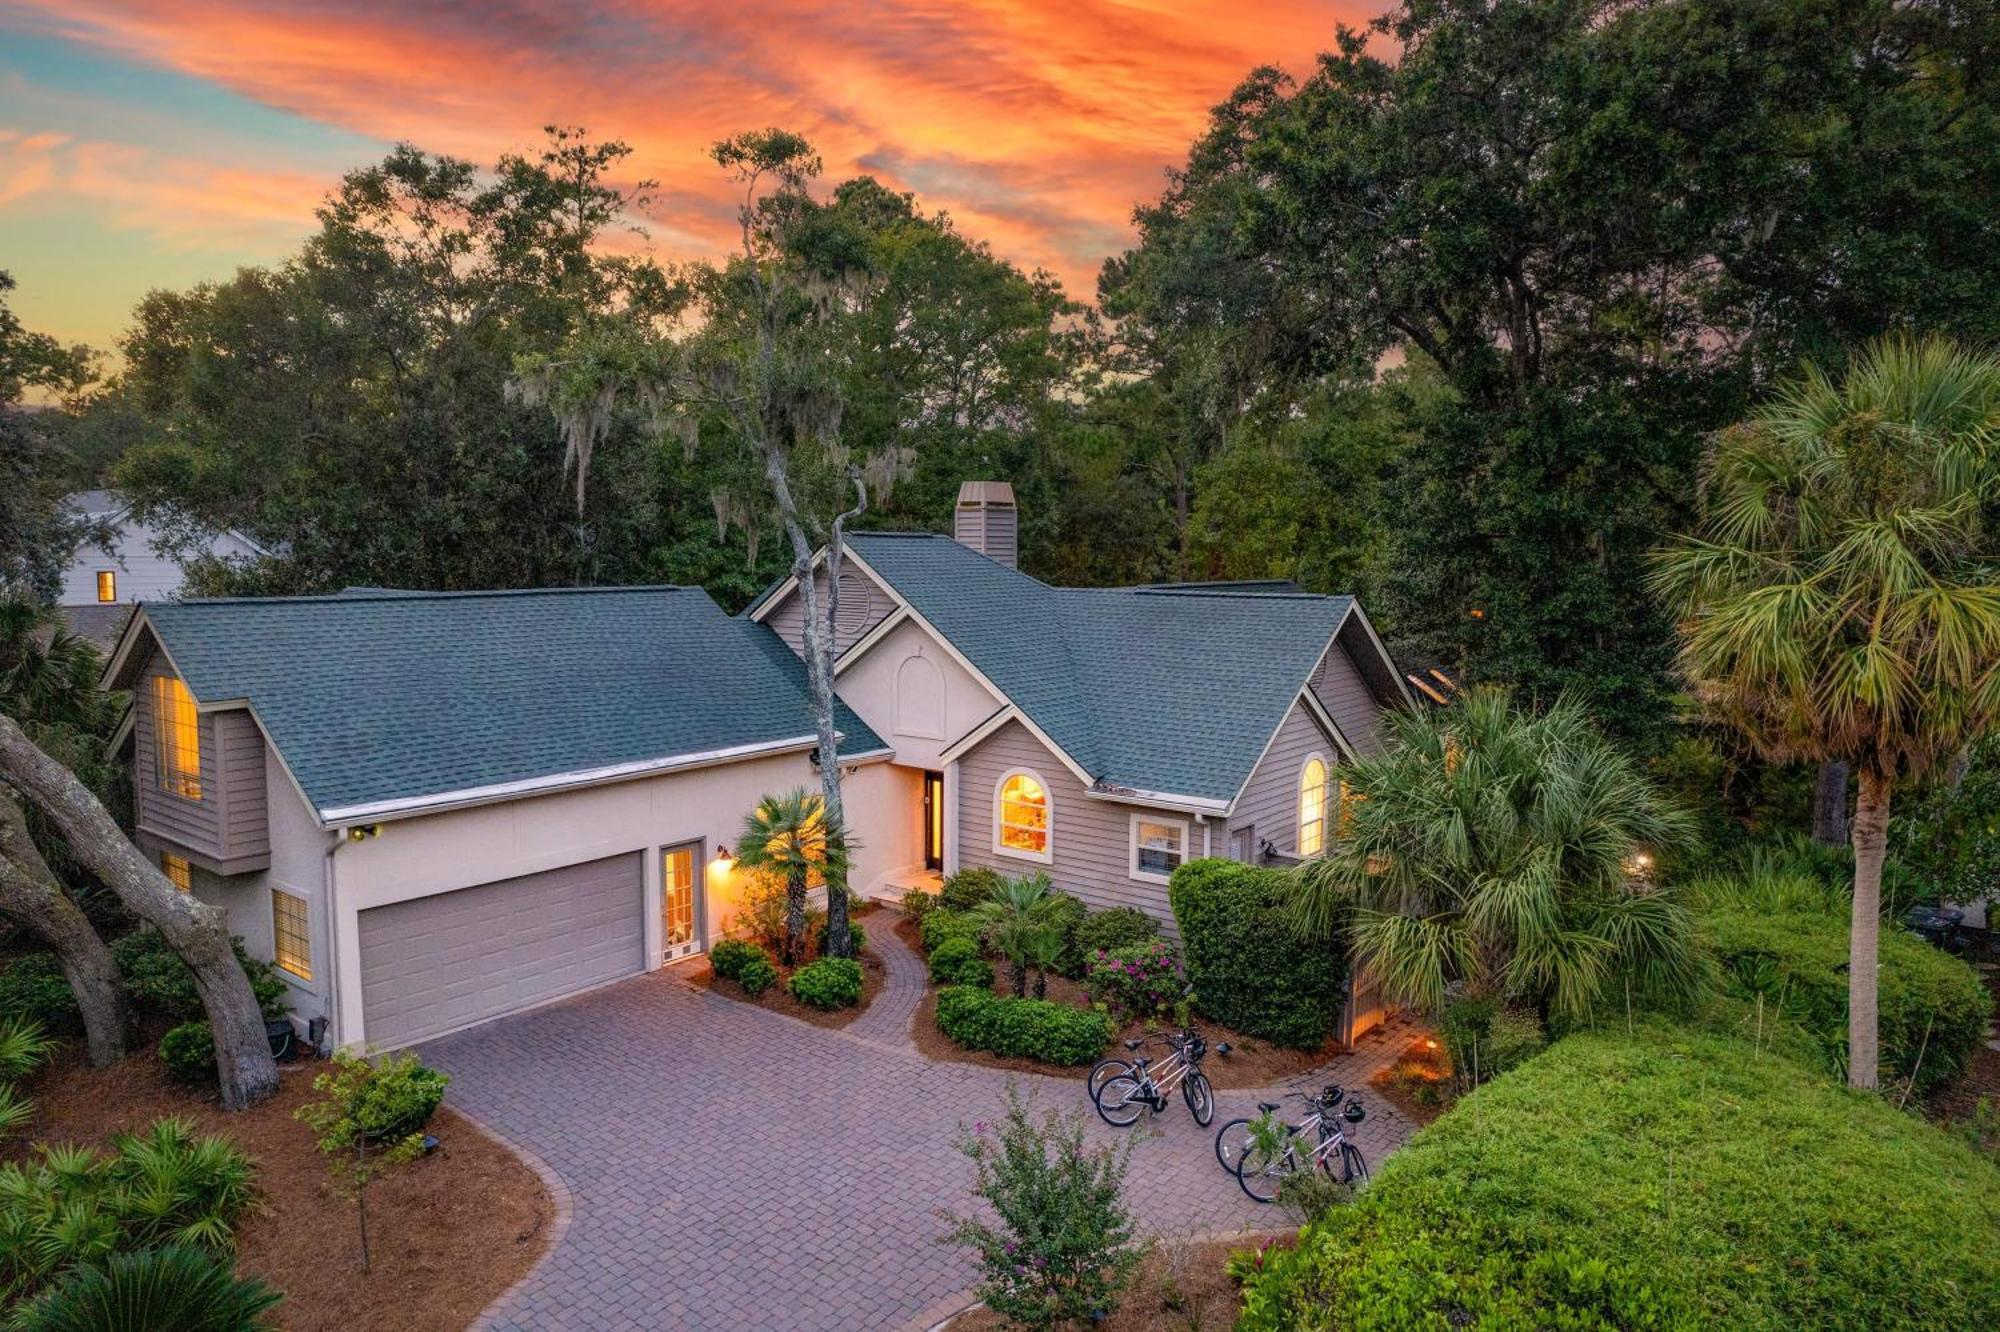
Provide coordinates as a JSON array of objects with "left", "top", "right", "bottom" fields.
[
  {"left": 1129, "top": 814, "right": 1189, "bottom": 883},
  {"left": 271, "top": 889, "right": 312, "bottom": 981},
  {"left": 994, "top": 768, "right": 1052, "bottom": 862},
  {"left": 1298, "top": 754, "right": 1330, "bottom": 857}
]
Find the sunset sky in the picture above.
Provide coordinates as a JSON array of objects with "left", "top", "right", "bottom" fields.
[{"left": 0, "top": 1, "right": 1377, "bottom": 356}]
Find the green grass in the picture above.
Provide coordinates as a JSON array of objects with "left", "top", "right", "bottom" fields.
[{"left": 1237, "top": 1027, "right": 2000, "bottom": 1330}]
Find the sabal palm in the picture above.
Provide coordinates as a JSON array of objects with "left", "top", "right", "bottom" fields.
[
  {"left": 735, "top": 790, "right": 841, "bottom": 965},
  {"left": 1290, "top": 687, "right": 1699, "bottom": 1026},
  {"left": 1652, "top": 334, "right": 2000, "bottom": 1089},
  {"left": 970, "top": 873, "right": 1058, "bottom": 998}
]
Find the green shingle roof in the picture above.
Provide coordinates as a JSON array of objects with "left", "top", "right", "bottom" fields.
[
  {"left": 135, "top": 587, "right": 885, "bottom": 818},
  {"left": 844, "top": 533, "right": 1357, "bottom": 803}
]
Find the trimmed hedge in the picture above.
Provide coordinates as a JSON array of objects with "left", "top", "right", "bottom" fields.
[
  {"left": 158, "top": 1021, "right": 216, "bottom": 1084},
  {"left": 934, "top": 985, "right": 1114, "bottom": 1066},
  {"left": 736, "top": 955, "right": 778, "bottom": 997},
  {"left": 709, "top": 938, "right": 765, "bottom": 983},
  {"left": 1708, "top": 907, "right": 1987, "bottom": 1092},
  {"left": 940, "top": 868, "right": 1005, "bottom": 913},
  {"left": 1168, "top": 859, "right": 1345, "bottom": 1049},
  {"left": 920, "top": 908, "right": 984, "bottom": 956},
  {"left": 928, "top": 936, "right": 995, "bottom": 988},
  {"left": 789, "top": 957, "right": 864, "bottom": 1010},
  {"left": 1070, "top": 907, "right": 1158, "bottom": 962},
  {"left": 1235, "top": 1028, "right": 2000, "bottom": 1331}
]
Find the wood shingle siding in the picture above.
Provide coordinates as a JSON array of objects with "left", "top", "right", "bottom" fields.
[
  {"left": 1312, "top": 639, "right": 1384, "bottom": 755},
  {"left": 1224, "top": 696, "right": 1337, "bottom": 859},
  {"left": 764, "top": 567, "right": 893, "bottom": 656},
  {"left": 956, "top": 720, "right": 1197, "bottom": 929},
  {"left": 132, "top": 649, "right": 270, "bottom": 872}
]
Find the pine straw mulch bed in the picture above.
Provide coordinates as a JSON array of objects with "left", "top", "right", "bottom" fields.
[
  {"left": 12, "top": 1043, "right": 552, "bottom": 1332},
  {"left": 690, "top": 907, "right": 887, "bottom": 1031},
  {"left": 897, "top": 915, "right": 1342, "bottom": 1088},
  {"left": 1368, "top": 1032, "right": 1455, "bottom": 1128},
  {"left": 944, "top": 1232, "right": 1294, "bottom": 1332}
]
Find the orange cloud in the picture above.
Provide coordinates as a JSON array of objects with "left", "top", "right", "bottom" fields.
[{"left": 5, "top": 1, "right": 1381, "bottom": 296}]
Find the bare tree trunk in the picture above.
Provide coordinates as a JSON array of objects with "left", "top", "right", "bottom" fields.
[
  {"left": 0, "top": 716, "right": 278, "bottom": 1108},
  {"left": 784, "top": 866, "right": 806, "bottom": 966},
  {"left": 1812, "top": 761, "right": 1850, "bottom": 846},
  {"left": 1847, "top": 769, "right": 1890, "bottom": 1091},
  {"left": 0, "top": 791, "right": 129, "bottom": 1066}
]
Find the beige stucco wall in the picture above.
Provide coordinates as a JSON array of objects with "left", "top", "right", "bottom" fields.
[{"left": 832, "top": 616, "right": 1003, "bottom": 772}]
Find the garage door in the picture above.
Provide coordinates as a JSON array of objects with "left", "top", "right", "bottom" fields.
[{"left": 358, "top": 852, "right": 644, "bottom": 1048}]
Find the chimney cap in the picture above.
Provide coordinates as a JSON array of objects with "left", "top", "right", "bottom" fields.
[{"left": 955, "top": 480, "right": 1016, "bottom": 507}]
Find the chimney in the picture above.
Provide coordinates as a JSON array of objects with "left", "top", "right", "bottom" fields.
[{"left": 954, "top": 481, "right": 1018, "bottom": 568}]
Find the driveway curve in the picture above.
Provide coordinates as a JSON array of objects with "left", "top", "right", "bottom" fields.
[{"left": 423, "top": 921, "right": 1414, "bottom": 1331}]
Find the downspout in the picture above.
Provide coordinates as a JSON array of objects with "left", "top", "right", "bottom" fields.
[{"left": 320, "top": 828, "right": 348, "bottom": 1054}]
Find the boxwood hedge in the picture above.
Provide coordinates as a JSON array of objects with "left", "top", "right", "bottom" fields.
[
  {"left": 1708, "top": 907, "right": 1987, "bottom": 1092},
  {"left": 1235, "top": 1028, "right": 2000, "bottom": 1331},
  {"left": 920, "top": 908, "right": 984, "bottom": 956},
  {"left": 789, "top": 957, "right": 864, "bottom": 1010},
  {"left": 1168, "top": 859, "right": 1345, "bottom": 1049},
  {"left": 934, "top": 985, "right": 1113, "bottom": 1066}
]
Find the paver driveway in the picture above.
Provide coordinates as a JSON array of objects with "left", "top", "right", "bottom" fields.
[{"left": 423, "top": 924, "right": 1415, "bottom": 1331}]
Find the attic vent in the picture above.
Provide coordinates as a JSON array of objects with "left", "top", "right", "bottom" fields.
[
  {"left": 833, "top": 568, "right": 871, "bottom": 641},
  {"left": 954, "top": 480, "right": 1017, "bottom": 569}
]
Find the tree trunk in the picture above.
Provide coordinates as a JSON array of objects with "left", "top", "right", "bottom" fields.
[
  {"left": 1847, "top": 769, "right": 1890, "bottom": 1091},
  {"left": 0, "top": 715, "right": 278, "bottom": 1108},
  {"left": 784, "top": 866, "right": 806, "bottom": 966},
  {"left": 0, "top": 791, "right": 130, "bottom": 1066},
  {"left": 1812, "top": 761, "right": 1850, "bottom": 846}
]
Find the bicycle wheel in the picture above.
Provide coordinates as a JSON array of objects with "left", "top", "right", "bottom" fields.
[
  {"left": 1086, "top": 1057, "right": 1132, "bottom": 1102},
  {"left": 1093, "top": 1073, "right": 1148, "bottom": 1128},
  {"left": 1213, "top": 1118, "right": 1257, "bottom": 1173},
  {"left": 1338, "top": 1142, "right": 1369, "bottom": 1185},
  {"left": 1182, "top": 1069, "right": 1214, "bottom": 1127},
  {"left": 1236, "top": 1137, "right": 1300, "bottom": 1204}
]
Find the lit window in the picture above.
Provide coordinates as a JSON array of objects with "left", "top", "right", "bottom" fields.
[
  {"left": 160, "top": 852, "right": 191, "bottom": 893},
  {"left": 1130, "top": 815, "right": 1188, "bottom": 882},
  {"left": 96, "top": 571, "right": 116, "bottom": 602},
  {"left": 995, "top": 770, "right": 1051, "bottom": 861},
  {"left": 151, "top": 676, "right": 202, "bottom": 799},
  {"left": 1299, "top": 755, "right": 1329, "bottom": 857},
  {"left": 271, "top": 890, "right": 312, "bottom": 981}
]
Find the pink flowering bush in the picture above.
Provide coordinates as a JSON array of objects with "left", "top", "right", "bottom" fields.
[{"left": 1084, "top": 938, "right": 1183, "bottom": 1022}]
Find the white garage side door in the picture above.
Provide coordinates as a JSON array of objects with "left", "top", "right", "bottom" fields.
[{"left": 358, "top": 852, "right": 644, "bottom": 1049}]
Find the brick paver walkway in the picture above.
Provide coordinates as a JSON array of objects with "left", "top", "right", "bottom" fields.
[{"left": 426, "top": 917, "right": 1417, "bottom": 1332}]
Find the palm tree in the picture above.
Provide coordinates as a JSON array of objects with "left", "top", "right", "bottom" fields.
[
  {"left": 13, "top": 1244, "right": 281, "bottom": 1331},
  {"left": 1290, "top": 687, "right": 1700, "bottom": 1030},
  {"left": 734, "top": 790, "right": 844, "bottom": 965},
  {"left": 1652, "top": 334, "right": 2000, "bottom": 1089},
  {"left": 971, "top": 873, "right": 1059, "bottom": 998}
]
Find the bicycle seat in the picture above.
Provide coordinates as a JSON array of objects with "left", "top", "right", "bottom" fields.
[
  {"left": 1257, "top": 1101, "right": 1281, "bottom": 1114},
  {"left": 1123, "top": 1039, "right": 1143, "bottom": 1051}
]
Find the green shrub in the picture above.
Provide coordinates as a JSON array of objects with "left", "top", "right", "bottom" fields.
[
  {"left": 920, "top": 908, "right": 984, "bottom": 956},
  {"left": 158, "top": 1021, "right": 217, "bottom": 1085},
  {"left": 1169, "top": 859, "right": 1346, "bottom": 1049},
  {"left": 13, "top": 1243, "right": 281, "bottom": 1332},
  {"left": 1071, "top": 907, "right": 1159, "bottom": 961},
  {"left": 1234, "top": 1028, "right": 2000, "bottom": 1331},
  {"left": 114, "top": 931, "right": 292, "bottom": 1022},
  {"left": 813, "top": 919, "right": 866, "bottom": 958},
  {"left": 1707, "top": 905, "right": 1987, "bottom": 1092},
  {"left": 736, "top": 954, "right": 778, "bottom": 997},
  {"left": 1040, "top": 891, "right": 1089, "bottom": 977},
  {"left": 928, "top": 936, "right": 994, "bottom": 988},
  {"left": 708, "top": 938, "right": 765, "bottom": 983},
  {"left": 934, "top": 986, "right": 1114, "bottom": 1066},
  {"left": 1084, "top": 938, "right": 1183, "bottom": 1022},
  {"left": 1438, "top": 998, "right": 1545, "bottom": 1088},
  {"left": 900, "top": 887, "right": 939, "bottom": 922},
  {"left": 789, "top": 957, "right": 864, "bottom": 1010},
  {"left": 0, "top": 954, "right": 82, "bottom": 1038},
  {"left": 940, "top": 868, "right": 1005, "bottom": 913},
  {"left": 943, "top": 1085, "right": 1140, "bottom": 1331}
]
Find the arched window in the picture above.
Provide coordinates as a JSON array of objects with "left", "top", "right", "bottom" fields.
[
  {"left": 995, "top": 768, "right": 1052, "bottom": 862},
  {"left": 894, "top": 652, "right": 946, "bottom": 739},
  {"left": 1298, "top": 754, "right": 1329, "bottom": 857}
]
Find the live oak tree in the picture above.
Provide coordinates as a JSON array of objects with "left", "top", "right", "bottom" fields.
[{"left": 1653, "top": 336, "right": 2000, "bottom": 1090}]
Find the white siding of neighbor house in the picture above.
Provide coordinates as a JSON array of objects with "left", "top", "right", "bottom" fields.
[
  {"left": 1223, "top": 695, "right": 1340, "bottom": 860},
  {"left": 1311, "top": 636, "right": 1386, "bottom": 756},
  {"left": 59, "top": 505, "right": 261, "bottom": 606},
  {"left": 832, "top": 616, "right": 1003, "bottom": 772},
  {"left": 763, "top": 565, "right": 895, "bottom": 656},
  {"left": 955, "top": 719, "right": 1204, "bottom": 929}
]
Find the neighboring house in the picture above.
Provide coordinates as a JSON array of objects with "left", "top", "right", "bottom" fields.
[
  {"left": 56, "top": 490, "right": 264, "bottom": 650},
  {"left": 101, "top": 482, "right": 1407, "bottom": 1053}
]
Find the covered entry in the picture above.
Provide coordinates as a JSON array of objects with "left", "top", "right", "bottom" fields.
[{"left": 357, "top": 851, "right": 645, "bottom": 1048}]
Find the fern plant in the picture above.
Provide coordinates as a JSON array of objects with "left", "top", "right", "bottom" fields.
[{"left": 9, "top": 1243, "right": 279, "bottom": 1331}]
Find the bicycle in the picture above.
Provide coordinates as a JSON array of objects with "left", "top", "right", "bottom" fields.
[
  {"left": 1212, "top": 1080, "right": 1346, "bottom": 1174},
  {"left": 1092, "top": 1023, "right": 1222, "bottom": 1128},
  {"left": 1227, "top": 1084, "right": 1368, "bottom": 1203}
]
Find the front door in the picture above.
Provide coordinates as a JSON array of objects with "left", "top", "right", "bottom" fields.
[
  {"left": 661, "top": 841, "right": 704, "bottom": 962},
  {"left": 922, "top": 770, "right": 945, "bottom": 872}
]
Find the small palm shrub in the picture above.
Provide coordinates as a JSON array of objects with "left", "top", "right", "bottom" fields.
[
  {"left": 1084, "top": 938, "right": 1184, "bottom": 1022},
  {"left": 935, "top": 986, "right": 1115, "bottom": 1066},
  {"left": 11, "top": 1244, "right": 280, "bottom": 1332},
  {"left": 708, "top": 939, "right": 765, "bottom": 984},
  {"left": 157, "top": 1022, "right": 217, "bottom": 1085},
  {"left": 0, "top": 955, "right": 83, "bottom": 1038},
  {"left": 943, "top": 1086, "right": 1141, "bottom": 1330},
  {"left": 940, "top": 868, "right": 1005, "bottom": 913},
  {"left": 736, "top": 954, "right": 778, "bottom": 997},
  {"left": 1071, "top": 907, "right": 1159, "bottom": 961},
  {"left": 789, "top": 957, "right": 864, "bottom": 1011},
  {"left": 0, "top": 1017, "right": 54, "bottom": 1141},
  {"left": 1038, "top": 890, "right": 1088, "bottom": 976},
  {"left": 928, "top": 937, "right": 994, "bottom": 988}
]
